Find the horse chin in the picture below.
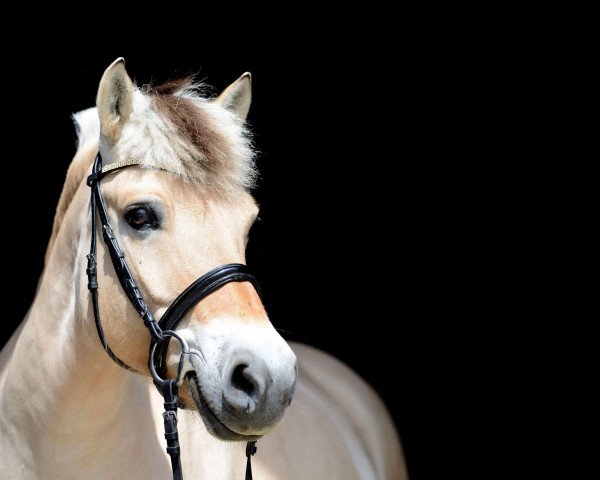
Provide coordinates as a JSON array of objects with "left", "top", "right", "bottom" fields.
[{"left": 186, "top": 373, "right": 262, "bottom": 442}]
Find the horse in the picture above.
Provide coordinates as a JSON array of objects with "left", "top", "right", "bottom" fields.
[{"left": 0, "top": 58, "right": 407, "bottom": 479}]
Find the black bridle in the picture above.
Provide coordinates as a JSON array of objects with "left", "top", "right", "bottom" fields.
[{"left": 86, "top": 152, "right": 260, "bottom": 480}]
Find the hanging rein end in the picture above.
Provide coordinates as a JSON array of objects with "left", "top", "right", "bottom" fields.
[
  {"left": 245, "top": 441, "right": 257, "bottom": 480},
  {"left": 162, "top": 379, "right": 184, "bottom": 480}
]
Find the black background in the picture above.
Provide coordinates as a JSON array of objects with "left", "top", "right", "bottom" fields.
[{"left": 0, "top": 46, "right": 457, "bottom": 479}]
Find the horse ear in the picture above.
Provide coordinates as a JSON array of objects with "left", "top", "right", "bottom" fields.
[
  {"left": 96, "top": 58, "right": 135, "bottom": 142},
  {"left": 215, "top": 72, "right": 252, "bottom": 121}
]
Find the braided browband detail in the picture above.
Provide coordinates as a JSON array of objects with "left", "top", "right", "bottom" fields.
[{"left": 101, "top": 159, "right": 175, "bottom": 176}]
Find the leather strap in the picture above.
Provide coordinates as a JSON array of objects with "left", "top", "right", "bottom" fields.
[
  {"left": 87, "top": 155, "right": 144, "bottom": 373},
  {"left": 163, "top": 380, "right": 183, "bottom": 480},
  {"left": 88, "top": 157, "right": 163, "bottom": 345},
  {"left": 153, "top": 263, "right": 261, "bottom": 381},
  {"left": 245, "top": 442, "right": 257, "bottom": 480}
]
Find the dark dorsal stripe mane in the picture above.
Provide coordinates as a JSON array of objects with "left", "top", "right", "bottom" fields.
[
  {"left": 149, "top": 78, "right": 195, "bottom": 95},
  {"left": 148, "top": 79, "right": 235, "bottom": 177}
]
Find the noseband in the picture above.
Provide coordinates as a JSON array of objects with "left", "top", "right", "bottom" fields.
[{"left": 86, "top": 152, "right": 259, "bottom": 480}]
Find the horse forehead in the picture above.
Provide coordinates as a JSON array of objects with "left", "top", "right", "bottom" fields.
[
  {"left": 109, "top": 169, "right": 191, "bottom": 197},
  {"left": 106, "top": 168, "right": 258, "bottom": 218},
  {"left": 191, "top": 191, "right": 259, "bottom": 232}
]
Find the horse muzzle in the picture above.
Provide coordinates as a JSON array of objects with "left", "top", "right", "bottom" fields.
[{"left": 170, "top": 320, "right": 298, "bottom": 441}]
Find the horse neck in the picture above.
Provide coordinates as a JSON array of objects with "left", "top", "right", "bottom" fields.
[{"left": 0, "top": 168, "right": 166, "bottom": 477}]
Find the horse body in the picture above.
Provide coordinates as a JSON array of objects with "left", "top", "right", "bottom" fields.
[{"left": 0, "top": 60, "right": 406, "bottom": 479}]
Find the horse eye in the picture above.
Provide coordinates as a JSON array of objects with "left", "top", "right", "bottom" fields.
[{"left": 125, "top": 206, "right": 159, "bottom": 230}]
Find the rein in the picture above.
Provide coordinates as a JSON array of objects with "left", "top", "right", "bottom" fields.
[{"left": 86, "top": 152, "right": 259, "bottom": 480}]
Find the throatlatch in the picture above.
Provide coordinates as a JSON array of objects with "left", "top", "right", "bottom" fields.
[{"left": 86, "top": 152, "right": 260, "bottom": 480}]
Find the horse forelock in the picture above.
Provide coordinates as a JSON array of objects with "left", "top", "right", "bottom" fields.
[{"left": 113, "top": 78, "right": 256, "bottom": 194}]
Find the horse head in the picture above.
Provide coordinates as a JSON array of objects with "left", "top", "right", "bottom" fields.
[{"left": 90, "top": 58, "right": 297, "bottom": 441}]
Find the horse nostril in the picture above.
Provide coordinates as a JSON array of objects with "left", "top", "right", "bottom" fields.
[
  {"left": 223, "top": 362, "right": 266, "bottom": 413},
  {"left": 231, "top": 364, "right": 256, "bottom": 397}
]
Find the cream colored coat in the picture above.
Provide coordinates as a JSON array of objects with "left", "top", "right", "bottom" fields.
[{"left": 0, "top": 59, "right": 407, "bottom": 480}]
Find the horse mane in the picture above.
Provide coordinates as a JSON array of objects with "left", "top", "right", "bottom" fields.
[{"left": 44, "top": 109, "right": 99, "bottom": 266}]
